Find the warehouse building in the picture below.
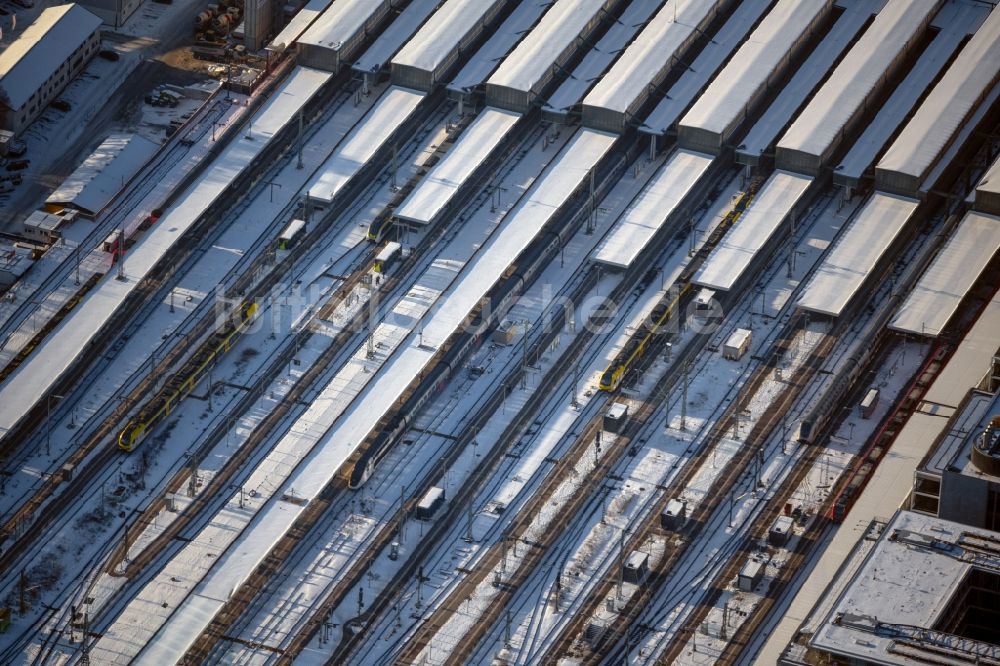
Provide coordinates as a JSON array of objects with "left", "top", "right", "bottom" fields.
[{"left": 0, "top": 4, "right": 102, "bottom": 136}]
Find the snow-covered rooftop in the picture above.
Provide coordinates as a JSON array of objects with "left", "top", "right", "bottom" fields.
[
  {"left": 797, "top": 193, "right": 918, "bottom": 317},
  {"left": 352, "top": 0, "right": 439, "bottom": 73},
  {"left": 694, "top": 170, "right": 812, "bottom": 292},
  {"left": 298, "top": 0, "right": 385, "bottom": 51},
  {"left": 776, "top": 0, "right": 940, "bottom": 175},
  {"left": 592, "top": 149, "right": 713, "bottom": 270},
  {"left": 0, "top": 3, "right": 102, "bottom": 111},
  {"left": 486, "top": 0, "right": 609, "bottom": 105},
  {"left": 810, "top": 510, "right": 1000, "bottom": 665},
  {"left": 834, "top": 3, "right": 980, "bottom": 188},
  {"left": 395, "top": 107, "right": 520, "bottom": 225},
  {"left": 391, "top": 0, "right": 502, "bottom": 78},
  {"left": 267, "top": 0, "right": 334, "bottom": 51},
  {"left": 735, "top": 0, "right": 875, "bottom": 164},
  {"left": 582, "top": 0, "right": 722, "bottom": 128},
  {"left": 640, "top": 0, "right": 772, "bottom": 137},
  {"left": 46, "top": 133, "right": 159, "bottom": 215},
  {"left": 678, "top": 0, "right": 830, "bottom": 154},
  {"left": 890, "top": 211, "right": 1000, "bottom": 337},
  {"left": 875, "top": 4, "right": 1000, "bottom": 197},
  {"left": 306, "top": 86, "right": 425, "bottom": 204}
]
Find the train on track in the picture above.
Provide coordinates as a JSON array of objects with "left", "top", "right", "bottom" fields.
[
  {"left": 599, "top": 183, "right": 758, "bottom": 391},
  {"left": 118, "top": 301, "right": 259, "bottom": 452}
]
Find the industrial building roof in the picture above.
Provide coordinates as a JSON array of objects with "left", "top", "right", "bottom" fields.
[
  {"left": 0, "top": 3, "right": 102, "bottom": 111},
  {"left": 352, "top": 0, "right": 439, "bottom": 73},
  {"left": 46, "top": 133, "right": 158, "bottom": 216},
  {"left": 267, "top": 0, "right": 334, "bottom": 51},
  {"left": 810, "top": 510, "right": 1000, "bottom": 665}
]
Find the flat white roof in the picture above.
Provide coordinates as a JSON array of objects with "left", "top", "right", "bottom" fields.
[
  {"left": 298, "top": 0, "right": 385, "bottom": 50},
  {"left": 890, "top": 211, "right": 1000, "bottom": 337},
  {"left": 46, "top": 133, "right": 159, "bottom": 215},
  {"left": 486, "top": 0, "right": 609, "bottom": 96},
  {"left": 875, "top": 4, "right": 1000, "bottom": 192},
  {"left": 735, "top": 0, "right": 876, "bottom": 161},
  {"left": 582, "top": 0, "right": 721, "bottom": 117},
  {"left": 640, "top": 0, "right": 772, "bottom": 136},
  {"left": 798, "top": 193, "right": 918, "bottom": 317},
  {"left": 0, "top": 66, "right": 332, "bottom": 444},
  {"left": 447, "top": 0, "right": 549, "bottom": 93},
  {"left": 352, "top": 0, "right": 439, "bottom": 73},
  {"left": 606, "top": 401, "right": 628, "bottom": 419},
  {"left": 307, "top": 86, "right": 424, "bottom": 204},
  {"left": 726, "top": 328, "right": 752, "bottom": 349},
  {"left": 376, "top": 240, "right": 400, "bottom": 261},
  {"left": 391, "top": 0, "right": 500, "bottom": 75},
  {"left": 835, "top": 5, "right": 977, "bottom": 185},
  {"left": 693, "top": 170, "right": 812, "bottom": 291},
  {"left": 0, "top": 4, "right": 102, "bottom": 111},
  {"left": 592, "top": 149, "right": 713, "bottom": 269},
  {"left": 543, "top": 0, "right": 661, "bottom": 116},
  {"left": 679, "top": 0, "right": 829, "bottom": 141},
  {"left": 776, "top": 0, "right": 939, "bottom": 169},
  {"left": 268, "top": 0, "right": 334, "bottom": 51},
  {"left": 811, "top": 511, "right": 999, "bottom": 665},
  {"left": 280, "top": 217, "right": 306, "bottom": 238},
  {"left": 395, "top": 107, "right": 520, "bottom": 225}
]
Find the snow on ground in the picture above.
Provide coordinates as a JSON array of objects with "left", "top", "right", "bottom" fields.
[{"left": 0, "top": 77, "right": 400, "bottom": 660}]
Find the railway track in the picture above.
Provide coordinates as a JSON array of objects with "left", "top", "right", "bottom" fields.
[
  {"left": 0, "top": 66, "right": 354, "bottom": 579},
  {"left": 177, "top": 115, "right": 573, "bottom": 664},
  {"left": 383, "top": 163, "right": 741, "bottom": 666}
]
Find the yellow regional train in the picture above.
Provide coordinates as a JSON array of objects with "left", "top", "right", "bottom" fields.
[
  {"left": 598, "top": 183, "right": 760, "bottom": 391},
  {"left": 118, "top": 301, "right": 258, "bottom": 452}
]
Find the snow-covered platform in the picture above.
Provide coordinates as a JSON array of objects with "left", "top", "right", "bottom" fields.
[
  {"left": 775, "top": 0, "right": 940, "bottom": 176},
  {"left": 640, "top": 0, "right": 771, "bottom": 138},
  {"left": 834, "top": 2, "right": 982, "bottom": 189},
  {"left": 446, "top": 0, "right": 548, "bottom": 95},
  {"left": 485, "top": 0, "right": 617, "bottom": 113},
  {"left": 352, "top": 0, "right": 439, "bottom": 76},
  {"left": 693, "top": 170, "right": 812, "bottom": 292},
  {"left": 890, "top": 211, "right": 1000, "bottom": 337},
  {"left": 541, "top": 0, "right": 660, "bottom": 120},
  {"left": 677, "top": 0, "right": 830, "bottom": 156},
  {"left": 0, "top": 66, "right": 331, "bottom": 445},
  {"left": 736, "top": 0, "right": 875, "bottom": 166},
  {"left": 797, "top": 193, "right": 918, "bottom": 317},
  {"left": 592, "top": 149, "right": 713, "bottom": 270},
  {"left": 390, "top": 0, "right": 505, "bottom": 92},
  {"left": 875, "top": 4, "right": 1000, "bottom": 197},
  {"left": 581, "top": 0, "right": 724, "bottom": 133},
  {"left": 395, "top": 107, "right": 520, "bottom": 226},
  {"left": 306, "top": 85, "right": 425, "bottom": 204}
]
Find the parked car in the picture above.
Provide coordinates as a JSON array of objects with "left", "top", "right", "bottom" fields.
[
  {"left": 6, "top": 159, "right": 30, "bottom": 171},
  {"left": 99, "top": 49, "right": 120, "bottom": 61},
  {"left": 50, "top": 99, "right": 71, "bottom": 112}
]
